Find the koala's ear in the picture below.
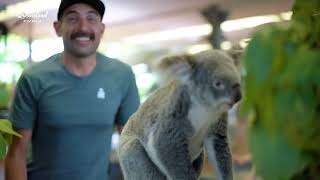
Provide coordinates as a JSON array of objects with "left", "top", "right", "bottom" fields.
[
  {"left": 157, "top": 54, "right": 193, "bottom": 83},
  {"left": 226, "top": 50, "right": 243, "bottom": 68}
]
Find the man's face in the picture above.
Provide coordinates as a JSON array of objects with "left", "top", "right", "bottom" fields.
[{"left": 54, "top": 3, "right": 105, "bottom": 57}]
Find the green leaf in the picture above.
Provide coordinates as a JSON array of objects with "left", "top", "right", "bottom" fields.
[
  {"left": 244, "top": 32, "right": 274, "bottom": 85},
  {"left": 249, "top": 126, "right": 306, "bottom": 180},
  {"left": 0, "top": 119, "right": 22, "bottom": 137},
  {"left": 0, "top": 83, "right": 9, "bottom": 109},
  {"left": 0, "top": 134, "right": 7, "bottom": 160},
  {"left": 273, "top": 91, "right": 294, "bottom": 127}
]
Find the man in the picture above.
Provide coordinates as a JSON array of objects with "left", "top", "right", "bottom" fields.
[{"left": 5, "top": 0, "right": 140, "bottom": 179}]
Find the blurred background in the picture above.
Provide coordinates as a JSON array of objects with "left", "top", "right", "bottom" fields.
[{"left": 0, "top": 0, "right": 297, "bottom": 179}]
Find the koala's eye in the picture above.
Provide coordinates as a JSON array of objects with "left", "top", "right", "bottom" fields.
[{"left": 213, "top": 80, "right": 225, "bottom": 90}]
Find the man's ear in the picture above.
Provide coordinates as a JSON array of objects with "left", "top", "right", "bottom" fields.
[
  {"left": 53, "top": 21, "right": 62, "bottom": 37},
  {"left": 100, "top": 23, "right": 105, "bottom": 35}
]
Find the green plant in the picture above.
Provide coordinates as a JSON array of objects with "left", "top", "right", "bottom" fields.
[
  {"left": 241, "top": 0, "right": 320, "bottom": 179},
  {"left": 0, "top": 119, "right": 21, "bottom": 159},
  {"left": 0, "top": 82, "right": 10, "bottom": 110}
]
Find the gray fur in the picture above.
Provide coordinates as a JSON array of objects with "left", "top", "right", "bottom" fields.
[{"left": 118, "top": 49, "right": 241, "bottom": 180}]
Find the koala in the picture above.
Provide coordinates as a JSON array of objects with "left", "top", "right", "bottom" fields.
[{"left": 118, "top": 49, "right": 242, "bottom": 180}]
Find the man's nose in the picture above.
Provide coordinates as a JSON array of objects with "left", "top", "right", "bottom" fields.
[
  {"left": 77, "top": 19, "right": 89, "bottom": 31},
  {"left": 232, "top": 83, "right": 242, "bottom": 103}
]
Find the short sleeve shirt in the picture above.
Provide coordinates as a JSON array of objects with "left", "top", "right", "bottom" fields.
[{"left": 9, "top": 53, "right": 140, "bottom": 180}]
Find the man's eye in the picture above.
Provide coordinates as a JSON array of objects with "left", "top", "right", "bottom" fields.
[
  {"left": 66, "top": 17, "right": 77, "bottom": 22},
  {"left": 213, "top": 80, "right": 225, "bottom": 90},
  {"left": 88, "top": 16, "right": 99, "bottom": 23}
]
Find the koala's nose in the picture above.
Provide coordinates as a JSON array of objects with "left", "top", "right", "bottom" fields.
[{"left": 232, "top": 83, "right": 242, "bottom": 103}]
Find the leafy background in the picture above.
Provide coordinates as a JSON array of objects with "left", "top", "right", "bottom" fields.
[{"left": 241, "top": 0, "right": 320, "bottom": 179}]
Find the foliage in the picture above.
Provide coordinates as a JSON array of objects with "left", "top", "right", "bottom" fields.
[
  {"left": 0, "top": 82, "right": 10, "bottom": 110},
  {"left": 0, "top": 119, "right": 21, "bottom": 159},
  {"left": 0, "top": 33, "right": 29, "bottom": 63},
  {"left": 241, "top": 0, "right": 320, "bottom": 179}
]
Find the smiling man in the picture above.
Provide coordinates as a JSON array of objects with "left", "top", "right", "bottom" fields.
[{"left": 5, "top": 0, "right": 140, "bottom": 180}]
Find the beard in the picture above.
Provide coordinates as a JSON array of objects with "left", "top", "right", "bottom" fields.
[{"left": 63, "top": 32, "right": 101, "bottom": 58}]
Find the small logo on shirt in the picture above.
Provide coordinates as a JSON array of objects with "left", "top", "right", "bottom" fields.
[{"left": 97, "top": 88, "right": 105, "bottom": 99}]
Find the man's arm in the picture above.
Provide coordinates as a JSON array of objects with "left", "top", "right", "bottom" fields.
[
  {"left": 5, "top": 128, "right": 32, "bottom": 180},
  {"left": 115, "top": 68, "right": 140, "bottom": 129}
]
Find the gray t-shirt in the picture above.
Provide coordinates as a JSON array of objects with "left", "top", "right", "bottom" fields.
[{"left": 9, "top": 53, "right": 140, "bottom": 180}]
